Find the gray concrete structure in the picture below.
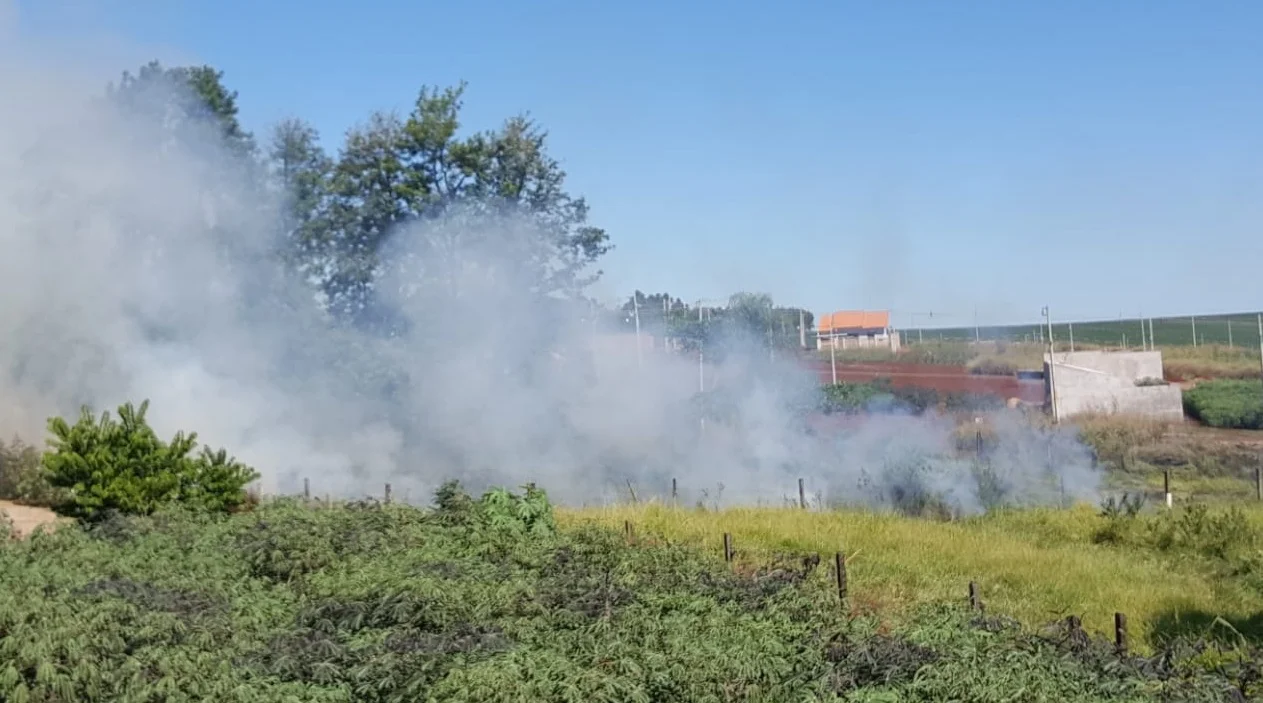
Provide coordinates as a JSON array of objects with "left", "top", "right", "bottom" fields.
[{"left": 1045, "top": 350, "right": 1183, "bottom": 421}]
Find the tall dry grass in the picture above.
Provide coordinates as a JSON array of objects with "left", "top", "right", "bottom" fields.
[{"left": 560, "top": 502, "right": 1263, "bottom": 652}]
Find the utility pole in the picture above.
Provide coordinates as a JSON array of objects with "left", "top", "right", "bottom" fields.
[
  {"left": 632, "top": 294, "right": 643, "bottom": 368},
  {"left": 699, "top": 344, "right": 706, "bottom": 435},
  {"left": 1043, "top": 306, "right": 1059, "bottom": 423},
  {"left": 1256, "top": 313, "right": 1263, "bottom": 388},
  {"left": 1229, "top": 320, "right": 1234, "bottom": 347},
  {"left": 1191, "top": 316, "right": 1197, "bottom": 347},
  {"left": 1068, "top": 322, "right": 1075, "bottom": 352},
  {"left": 830, "top": 337, "right": 837, "bottom": 385},
  {"left": 1139, "top": 314, "right": 1146, "bottom": 351},
  {"left": 799, "top": 309, "right": 807, "bottom": 349}
]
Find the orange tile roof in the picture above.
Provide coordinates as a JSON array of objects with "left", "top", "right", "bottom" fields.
[{"left": 818, "top": 310, "right": 890, "bottom": 332}]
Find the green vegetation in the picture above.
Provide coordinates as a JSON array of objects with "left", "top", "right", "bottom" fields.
[
  {"left": 0, "top": 436, "right": 61, "bottom": 507},
  {"left": 818, "top": 380, "right": 1002, "bottom": 415},
  {"left": 817, "top": 341, "right": 981, "bottom": 367},
  {"left": 0, "top": 489, "right": 1257, "bottom": 701},
  {"left": 1164, "top": 345, "right": 1263, "bottom": 381},
  {"left": 913, "top": 312, "right": 1263, "bottom": 349},
  {"left": 1184, "top": 380, "right": 1263, "bottom": 430},
  {"left": 567, "top": 503, "right": 1263, "bottom": 658},
  {"left": 6, "top": 403, "right": 1263, "bottom": 699},
  {"left": 34, "top": 400, "right": 258, "bottom": 520}
]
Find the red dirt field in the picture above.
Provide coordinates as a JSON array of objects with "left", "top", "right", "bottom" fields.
[{"left": 801, "top": 361, "right": 1046, "bottom": 404}]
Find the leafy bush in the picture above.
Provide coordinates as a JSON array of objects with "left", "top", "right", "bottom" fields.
[
  {"left": 0, "top": 435, "right": 62, "bottom": 506},
  {"left": 1183, "top": 380, "right": 1263, "bottom": 429},
  {"left": 820, "top": 379, "right": 896, "bottom": 414},
  {"left": 819, "top": 381, "right": 1001, "bottom": 416},
  {"left": 42, "top": 400, "right": 259, "bottom": 520},
  {"left": 0, "top": 498, "right": 1254, "bottom": 700},
  {"left": 969, "top": 358, "right": 1018, "bottom": 376}
]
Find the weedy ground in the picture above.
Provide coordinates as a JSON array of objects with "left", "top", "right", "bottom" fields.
[
  {"left": 821, "top": 340, "right": 1263, "bottom": 381},
  {"left": 3, "top": 489, "right": 1261, "bottom": 702},
  {"left": 562, "top": 500, "right": 1263, "bottom": 656}
]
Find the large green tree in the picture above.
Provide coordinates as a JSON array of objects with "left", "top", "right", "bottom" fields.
[
  {"left": 309, "top": 83, "right": 611, "bottom": 320},
  {"left": 103, "top": 64, "right": 611, "bottom": 322},
  {"left": 107, "top": 60, "right": 255, "bottom": 156},
  {"left": 267, "top": 118, "right": 334, "bottom": 275}
]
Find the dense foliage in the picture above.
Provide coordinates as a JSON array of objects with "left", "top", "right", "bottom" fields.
[
  {"left": 106, "top": 63, "right": 610, "bottom": 327},
  {"left": 618, "top": 290, "right": 815, "bottom": 354},
  {"left": 41, "top": 400, "right": 259, "bottom": 520},
  {"left": 0, "top": 484, "right": 1256, "bottom": 701},
  {"left": 818, "top": 379, "right": 1003, "bottom": 415},
  {"left": 0, "top": 436, "right": 60, "bottom": 507},
  {"left": 1183, "top": 380, "right": 1263, "bottom": 430}
]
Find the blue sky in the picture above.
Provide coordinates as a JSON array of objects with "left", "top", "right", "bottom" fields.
[{"left": 12, "top": 0, "right": 1263, "bottom": 328}]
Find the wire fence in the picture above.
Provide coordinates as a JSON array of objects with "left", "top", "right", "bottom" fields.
[{"left": 898, "top": 311, "right": 1263, "bottom": 349}]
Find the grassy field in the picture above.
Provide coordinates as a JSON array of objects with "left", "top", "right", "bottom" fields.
[
  {"left": 8, "top": 404, "right": 1263, "bottom": 699},
  {"left": 907, "top": 311, "right": 1263, "bottom": 349},
  {"left": 4, "top": 490, "right": 1262, "bottom": 701},
  {"left": 818, "top": 339, "right": 1263, "bottom": 380},
  {"left": 562, "top": 500, "right": 1263, "bottom": 654}
]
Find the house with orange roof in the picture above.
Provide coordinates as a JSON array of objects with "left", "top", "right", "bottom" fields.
[{"left": 816, "top": 310, "right": 900, "bottom": 351}]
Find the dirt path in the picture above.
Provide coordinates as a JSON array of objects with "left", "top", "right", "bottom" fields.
[
  {"left": 1167, "top": 423, "right": 1263, "bottom": 448},
  {"left": 0, "top": 500, "right": 61, "bottom": 537}
]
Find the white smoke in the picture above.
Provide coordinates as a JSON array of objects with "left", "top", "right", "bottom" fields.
[{"left": 0, "top": 13, "right": 1104, "bottom": 513}]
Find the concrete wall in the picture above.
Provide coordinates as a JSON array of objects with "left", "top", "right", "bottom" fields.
[
  {"left": 1045, "top": 350, "right": 1183, "bottom": 420},
  {"left": 817, "top": 330, "right": 901, "bottom": 352}
]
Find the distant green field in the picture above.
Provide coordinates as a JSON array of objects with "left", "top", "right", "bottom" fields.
[{"left": 904, "top": 311, "right": 1263, "bottom": 349}]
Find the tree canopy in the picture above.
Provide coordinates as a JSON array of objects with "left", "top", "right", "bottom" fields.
[
  {"left": 619, "top": 290, "right": 815, "bottom": 353},
  {"left": 106, "top": 64, "right": 611, "bottom": 326},
  {"left": 99, "top": 60, "right": 820, "bottom": 355}
]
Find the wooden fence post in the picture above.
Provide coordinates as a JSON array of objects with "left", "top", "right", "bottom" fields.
[
  {"left": 834, "top": 552, "right": 848, "bottom": 607},
  {"left": 976, "top": 430, "right": 984, "bottom": 456},
  {"left": 384, "top": 483, "right": 392, "bottom": 505},
  {"left": 624, "top": 520, "right": 634, "bottom": 543},
  {"left": 968, "top": 582, "right": 982, "bottom": 612},
  {"left": 303, "top": 477, "right": 310, "bottom": 501},
  {"left": 1163, "top": 470, "right": 1172, "bottom": 508},
  {"left": 723, "top": 532, "right": 733, "bottom": 562},
  {"left": 798, "top": 478, "right": 806, "bottom": 509},
  {"left": 672, "top": 478, "right": 678, "bottom": 505},
  {"left": 1255, "top": 466, "right": 1261, "bottom": 501},
  {"left": 1114, "top": 612, "right": 1128, "bottom": 655}
]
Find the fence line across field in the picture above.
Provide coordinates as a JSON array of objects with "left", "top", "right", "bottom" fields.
[
  {"left": 279, "top": 464, "right": 1263, "bottom": 514},
  {"left": 896, "top": 311, "right": 1263, "bottom": 351}
]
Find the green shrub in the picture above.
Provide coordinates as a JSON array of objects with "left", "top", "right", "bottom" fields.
[
  {"left": 0, "top": 436, "right": 62, "bottom": 507},
  {"left": 42, "top": 400, "right": 259, "bottom": 520},
  {"left": 969, "top": 358, "right": 1018, "bottom": 376},
  {"left": 820, "top": 379, "right": 895, "bottom": 413},
  {"left": 1183, "top": 380, "right": 1263, "bottom": 429},
  {"left": 819, "top": 381, "right": 1000, "bottom": 416},
  {"left": 0, "top": 502, "right": 1253, "bottom": 700}
]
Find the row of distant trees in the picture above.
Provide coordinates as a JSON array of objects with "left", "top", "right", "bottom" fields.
[{"left": 617, "top": 291, "right": 815, "bottom": 352}]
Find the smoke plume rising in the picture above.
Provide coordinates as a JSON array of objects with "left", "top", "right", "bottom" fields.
[{"left": 0, "top": 22, "right": 1103, "bottom": 513}]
